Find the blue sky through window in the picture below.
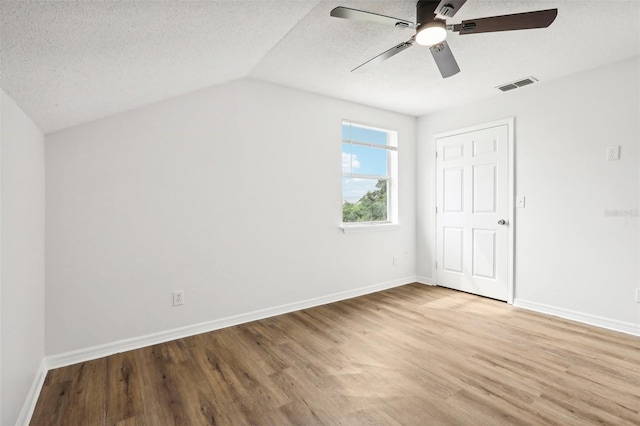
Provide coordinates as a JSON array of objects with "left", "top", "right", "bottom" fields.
[
  {"left": 342, "top": 123, "right": 388, "bottom": 146},
  {"left": 342, "top": 123, "right": 390, "bottom": 176},
  {"left": 342, "top": 143, "right": 388, "bottom": 176}
]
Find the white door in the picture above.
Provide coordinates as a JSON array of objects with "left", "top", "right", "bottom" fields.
[{"left": 435, "top": 121, "right": 512, "bottom": 301}]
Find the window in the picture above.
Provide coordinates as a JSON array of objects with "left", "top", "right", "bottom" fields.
[{"left": 341, "top": 121, "right": 398, "bottom": 226}]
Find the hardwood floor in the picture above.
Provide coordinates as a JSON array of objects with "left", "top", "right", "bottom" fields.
[{"left": 31, "top": 284, "right": 640, "bottom": 425}]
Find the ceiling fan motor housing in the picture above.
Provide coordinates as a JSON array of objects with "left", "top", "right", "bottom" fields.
[
  {"left": 417, "top": 0, "right": 442, "bottom": 26},
  {"left": 415, "top": 1, "right": 448, "bottom": 46}
]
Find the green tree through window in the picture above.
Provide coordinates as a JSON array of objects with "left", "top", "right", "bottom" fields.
[{"left": 342, "top": 179, "right": 387, "bottom": 222}]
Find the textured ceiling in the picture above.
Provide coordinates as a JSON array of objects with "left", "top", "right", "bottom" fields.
[
  {"left": 1, "top": 0, "right": 639, "bottom": 134},
  {"left": 0, "top": 0, "right": 322, "bottom": 133}
]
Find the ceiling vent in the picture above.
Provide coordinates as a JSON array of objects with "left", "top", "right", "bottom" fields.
[{"left": 497, "top": 77, "right": 538, "bottom": 92}]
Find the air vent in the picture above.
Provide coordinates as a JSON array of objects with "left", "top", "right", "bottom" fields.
[
  {"left": 514, "top": 78, "right": 535, "bottom": 87},
  {"left": 497, "top": 77, "right": 538, "bottom": 92}
]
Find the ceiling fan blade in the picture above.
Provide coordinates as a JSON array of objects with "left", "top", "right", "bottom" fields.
[
  {"left": 352, "top": 39, "right": 414, "bottom": 72},
  {"left": 455, "top": 9, "right": 558, "bottom": 35},
  {"left": 429, "top": 41, "right": 460, "bottom": 78},
  {"left": 330, "top": 6, "right": 416, "bottom": 29},
  {"left": 435, "top": 0, "right": 468, "bottom": 19}
]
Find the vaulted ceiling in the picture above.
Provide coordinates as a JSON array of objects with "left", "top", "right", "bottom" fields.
[{"left": 1, "top": 0, "right": 639, "bottom": 134}]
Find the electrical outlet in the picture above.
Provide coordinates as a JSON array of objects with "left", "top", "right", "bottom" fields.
[
  {"left": 393, "top": 256, "right": 399, "bottom": 266},
  {"left": 173, "top": 290, "right": 184, "bottom": 306},
  {"left": 635, "top": 288, "right": 640, "bottom": 303}
]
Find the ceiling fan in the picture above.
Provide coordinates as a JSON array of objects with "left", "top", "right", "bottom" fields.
[{"left": 330, "top": 0, "right": 558, "bottom": 78}]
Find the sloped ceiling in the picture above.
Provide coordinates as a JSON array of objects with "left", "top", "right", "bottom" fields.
[{"left": 1, "top": 0, "right": 639, "bottom": 134}]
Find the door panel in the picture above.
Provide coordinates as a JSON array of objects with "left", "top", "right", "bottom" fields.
[
  {"left": 472, "top": 229, "right": 496, "bottom": 279},
  {"left": 443, "top": 168, "right": 463, "bottom": 212},
  {"left": 443, "top": 227, "right": 464, "bottom": 272},
  {"left": 436, "top": 124, "right": 510, "bottom": 301},
  {"left": 473, "top": 164, "right": 496, "bottom": 213}
]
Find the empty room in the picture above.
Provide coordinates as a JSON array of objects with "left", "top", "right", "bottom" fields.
[{"left": 1, "top": 0, "right": 639, "bottom": 425}]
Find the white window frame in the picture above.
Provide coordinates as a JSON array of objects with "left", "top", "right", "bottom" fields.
[{"left": 340, "top": 120, "right": 398, "bottom": 233}]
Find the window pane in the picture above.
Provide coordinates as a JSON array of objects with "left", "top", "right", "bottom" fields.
[
  {"left": 342, "top": 123, "right": 388, "bottom": 146},
  {"left": 342, "top": 142, "right": 354, "bottom": 174},
  {"left": 349, "top": 144, "right": 388, "bottom": 176},
  {"left": 342, "top": 177, "right": 388, "bottom": 222}
]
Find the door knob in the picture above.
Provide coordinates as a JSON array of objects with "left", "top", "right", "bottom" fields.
[{"left": 498, "top": 219, "right": 508, "bottom": 225}]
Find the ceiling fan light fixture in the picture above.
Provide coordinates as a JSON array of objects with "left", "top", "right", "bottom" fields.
[{"left": 415, "top": 20, "right": 447, "bottom": 46}]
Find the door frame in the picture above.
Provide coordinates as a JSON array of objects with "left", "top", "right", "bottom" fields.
[{"left": 431, "top": 117, "right": 515, "bottom": 304}]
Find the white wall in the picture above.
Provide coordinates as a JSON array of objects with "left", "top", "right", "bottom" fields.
[
  {"left": 1, "top": 90, "right": 46, "bottom": 425},
  {"left": 45, "top": 78, "right": 417, "bottom": 356},
  {"left": 417, "top": 56, "right": 640, "bottom": 334}
]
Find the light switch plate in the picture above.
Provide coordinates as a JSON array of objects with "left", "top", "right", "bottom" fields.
[
  {"left": 516, "top": 195, "right": 526, "bottom": 208},
  {"left": 606, "top": 145, "right": 620, "bottom": 161}
]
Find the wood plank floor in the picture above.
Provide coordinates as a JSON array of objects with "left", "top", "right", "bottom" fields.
[{"left": 31, "top": 284, "right": 640, "bottom": 425}]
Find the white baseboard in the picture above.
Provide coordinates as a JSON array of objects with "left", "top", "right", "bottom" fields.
[
  {"left": 46, "top": 276, "right": 418, "bottom": 370},
  {"left": 416, "top": 276, "right": 436, "bottom": 286},
  {"left": 514, "top": 298, "right": 640, "bottom": 337},
  {"left": 15, "top": 358, "right": 48, "bottom": 426}
]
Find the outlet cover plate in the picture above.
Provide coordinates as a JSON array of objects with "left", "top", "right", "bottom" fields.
[{"left": 173, "top": 290, "right": 184, "bottom": 306}]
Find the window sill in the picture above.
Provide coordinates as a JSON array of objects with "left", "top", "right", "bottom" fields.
[{"left": 339, "top": 223, "right": 399, "bottom": 234}]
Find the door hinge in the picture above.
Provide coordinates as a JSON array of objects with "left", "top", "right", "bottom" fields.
[{"left": 435, "top": 206, "right": 438, "bottom": 213}]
